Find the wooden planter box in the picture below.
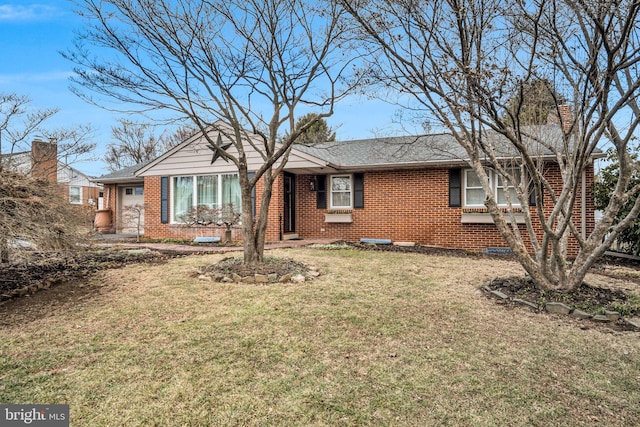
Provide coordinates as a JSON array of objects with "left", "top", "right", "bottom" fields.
[{"left": 324, "top": 213, "right": 353, "bottom": 223}]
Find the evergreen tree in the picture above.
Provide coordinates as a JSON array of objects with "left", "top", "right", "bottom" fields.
[
  {"left": 593, "top": 149, "right": 640, "bottom": 255},
  {"left": 504, "top": 78, "right": 566, "bottom": 126},
  {"left": 294, "top": 113, "right": 336, "bottom": 145}
]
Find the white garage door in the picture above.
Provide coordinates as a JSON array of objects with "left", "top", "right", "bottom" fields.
[{"left": 119, "top": 186, "right": 145, "bottom": 234}]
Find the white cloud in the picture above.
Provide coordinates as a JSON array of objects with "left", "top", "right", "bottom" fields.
[
  {"left": 0, "top": 71, "right": 74, "bottom": 84},
  {"left": 0, "top": 4, "right": 60, "bottom": 22}
]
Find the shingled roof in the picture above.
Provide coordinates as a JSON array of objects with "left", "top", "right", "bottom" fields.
[
  {"left": 94, "top": 123, "right": 602, "bottom": 179},
  {"left": 295, "top": 133, "right": 466, "bottom": 169},
  {"left": 93, "top": 160, "right": 151, "bottom": 183},
  {"left": 294, "top": 124, "right": 579, "bottom": 171}
]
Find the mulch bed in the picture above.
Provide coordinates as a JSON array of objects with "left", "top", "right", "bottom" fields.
[
  {"left": 0, "top": 249, "right": 168, "bottom": 298},
  {"left": 487, "top": 276, "right": 636, "bottom": 314},
  {"left": 343, "top": 241, "right": 489, "bottom": 258},
  {"left": 485, "top": 276, "right": 639, "bottom": 332},
  {"left": 205, "top": 256, "right": 309, "bottom": 277}
]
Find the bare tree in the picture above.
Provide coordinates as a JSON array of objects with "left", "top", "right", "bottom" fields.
[
  {"left": 218, "top": 203, "right": 242, "bottom": 244},
  {"left": 0, "top": 93, "right": 96, "bottom": 262},
  {"left": 0, "top": 93, "right": 95, "bottom": 176},
  {"left": 122, "top": 203, "right": 145, "bottom": 242},
  {"left": 0, "top": 170, "right": 90, "bottom": 263},
  {"left": 342, "top": 0, "right": 640, "bottom": 291},
  {"left": 104, "top": 119, "right": 194, "bottom": 172},
  {"left": 65, "top": 0, "right": 356, "bottom": 263}
]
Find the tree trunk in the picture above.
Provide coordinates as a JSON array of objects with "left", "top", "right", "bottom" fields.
[
  {"left": 241, "top": 170, "right": 275, "bottom": 264},
  {"left": 0, "top": 235, "right": 9, "bottom": 263}
]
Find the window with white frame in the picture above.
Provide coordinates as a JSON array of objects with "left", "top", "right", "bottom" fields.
[
  {"left": 172, "top": 173, "right": 241, "bottom": 222},
  {"left": 69, "top": 186, "right": 82, "bottom": 204},
  {"left": 464, "top": 170, "right": 486, "bottom": 206},
  {"left": 496, "top": 170, "right": 520, "bottom": 205},
  {"left": 330, "top": 175, "right": 352, "bottom": 209},
  {"left": 463, "top": 168, "right": 521, "bottom": 207}
]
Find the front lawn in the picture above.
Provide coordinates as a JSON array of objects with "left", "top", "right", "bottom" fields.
[{"left": 1, "top": 248, "right": 638, "bottom": 426}]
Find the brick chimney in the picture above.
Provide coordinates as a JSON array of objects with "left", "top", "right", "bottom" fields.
[
  {"left": 31, "top": 139, "right": 58, "bottom": 182},
  {"left": 546, "top": 105, "right": 573, "bottom": 132}
]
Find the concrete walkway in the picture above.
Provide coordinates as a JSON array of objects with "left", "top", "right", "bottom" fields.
[{"left": 93, "top": 236, "right": 340, "bottom": 255}]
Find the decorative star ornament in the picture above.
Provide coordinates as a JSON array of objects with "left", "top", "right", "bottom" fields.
[{"left": 208, "top": 133, "right": 232, "bottom": 164}]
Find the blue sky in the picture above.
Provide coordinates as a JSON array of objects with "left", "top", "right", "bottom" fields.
[{"left": 0, "top": 1, "right": 407, "bottom": 176}]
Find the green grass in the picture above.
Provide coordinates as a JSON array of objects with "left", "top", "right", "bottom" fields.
[{"left": 1, "top": 248, "right": 639, "bottom": 426}]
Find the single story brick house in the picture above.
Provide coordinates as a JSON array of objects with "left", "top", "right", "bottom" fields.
[{"left": 95, "top": 123, "right": 599, "bottom": 254}]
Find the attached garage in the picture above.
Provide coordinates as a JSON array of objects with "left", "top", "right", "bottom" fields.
[{"left": 119, "top": 186, "right": 145, "bottom": 234}]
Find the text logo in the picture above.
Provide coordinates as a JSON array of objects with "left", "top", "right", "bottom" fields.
[{"left": 1, "top": 405, "right": 69, "bottom": 426}]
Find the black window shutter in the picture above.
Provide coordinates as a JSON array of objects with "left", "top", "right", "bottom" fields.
[
  {"left": 449, "top": 169, "right": 462, "bottom": 207},
  {"left": 248, "top": 172, "right": 256, "bottom": 217},
  {"left": 353, "top": 173, "right": 364, "bottom": 209},
  {"left": 160, "top": 176, "right": 169, "bottom": 223},
  {"left": 316, "top": 175, "right": 327, "bottom": 209},
  {"left": 529, "top": 178, "right": 542, "bottom": 206}
]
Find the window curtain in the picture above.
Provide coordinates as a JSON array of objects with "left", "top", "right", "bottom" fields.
[
  {"left": 197, "top": 175, "right": 218, "bottom": 208},
  {"left": 221, "top": 174, "right": 242, "bottom": 212},
  {"left": 464, "top": 170, "right": 486, "bottom": 206},
  {"left": 173, "top": 176, "right": 193, "bottom": 222},
  {"left": 331, "top": 176, "right": 352, "bottom": 208},
  {"left": 496, "top": 169, "right": 520, "bottom": 205}
]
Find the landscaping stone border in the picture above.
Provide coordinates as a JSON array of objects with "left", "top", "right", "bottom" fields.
[
  {"left": 0, "top": 279, "right": 56, "bottom": 303},
  {"left": 195, "top": 265, "right": 321, "bottom": 284},
  {"left": 483, "top": 284, "right": 640, "bottom": 330}
]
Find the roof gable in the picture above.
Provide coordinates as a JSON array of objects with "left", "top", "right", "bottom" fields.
[{"left": 135, "top": 122, "right": 329, "bottom": 177}]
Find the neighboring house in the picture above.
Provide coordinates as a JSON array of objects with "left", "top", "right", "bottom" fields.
[
  {"left": 1, "top": 139, "right": 102, "bottom": 208},
  {"left": 96, "top": 120, "right": 599, "bottom": 256},
  {"left": 57, "top": 162, "right": 102, "bottom": 208}
]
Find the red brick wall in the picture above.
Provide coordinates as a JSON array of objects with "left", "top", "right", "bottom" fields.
[
  {"left": 56, "top": 184, "right": 100, "bottom": 208},
  {"left": 259, "top": 173, "right": 285, "bottom": 242},
  {"left": 31, "top": 140, "right": 57, "bottom": 182},
  {"left": 295, "top": 164, "right": 595, "bottom": 256},
  {"left": 104, "top": 184, "right": 118, "bottom": 212},
  {"left": 141, "top": 163, "right": 595, "bottom": 255}
]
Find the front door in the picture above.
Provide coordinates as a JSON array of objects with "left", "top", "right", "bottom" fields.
[{"left": 283, "top": 173, "right": 296, "bottom": 234}]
